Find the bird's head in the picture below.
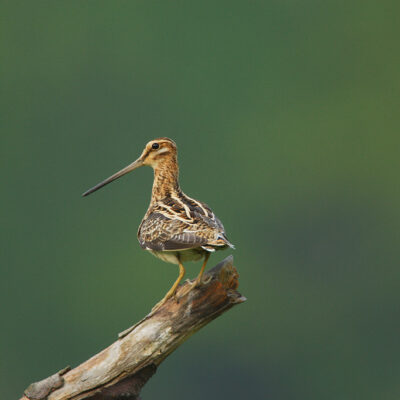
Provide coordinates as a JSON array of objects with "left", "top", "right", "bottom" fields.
[
  {"left": 82, "top": 137, "right": 178, "bottom": 197},
  {"left": 140, "top": 138, "right": 177, "bottom": 167}
]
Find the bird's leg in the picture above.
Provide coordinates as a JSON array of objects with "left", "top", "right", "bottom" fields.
[
  {"left": 151, "top": 258, "right": 185, "bottom": 312},
  {"left": 191, "top": 252, "right": 210, "bottom": 288}
]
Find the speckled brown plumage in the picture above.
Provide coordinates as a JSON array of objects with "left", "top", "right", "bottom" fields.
[{"left": 138, "top": 187, "right": 232, "bottom": 253}]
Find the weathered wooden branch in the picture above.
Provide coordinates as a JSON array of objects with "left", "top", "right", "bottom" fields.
[{"left": 21, "top": 256, "right": 245, "bottom": 400}]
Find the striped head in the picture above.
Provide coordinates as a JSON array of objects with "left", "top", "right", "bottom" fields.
[
  {"left": 82, "top": 137, "right": 178, "bottom": 197},
  {"left": 140, "top": 138, "right": 177, "bottom": 167}
]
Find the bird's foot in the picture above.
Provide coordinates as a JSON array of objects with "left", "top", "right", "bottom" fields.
[
  {"left": 173, "top": 291, "right": 180, "bottom": 304},
  {"left": 151, "top": 290, "right": 181, "bottom": 313},
  {"left": 185, "top": 278, "right": 199, "bottom": 288},
  {"left": 187, "top": 274, "right": 212, "bottom": 291},
  {"left": 151, "top": 298, "right": 166, "bottom": 313}
]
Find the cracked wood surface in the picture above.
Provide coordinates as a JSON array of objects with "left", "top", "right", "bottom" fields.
[{"left": 21, "top": 256, "right": 245, "bottom": 400}]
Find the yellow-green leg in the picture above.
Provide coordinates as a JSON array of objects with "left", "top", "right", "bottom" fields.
[
  {"left": 192, "top": 252, "right": 210, "bottom": 288},
  {"left": 152, "top": 258, "right": 185, "bottom": 312}
]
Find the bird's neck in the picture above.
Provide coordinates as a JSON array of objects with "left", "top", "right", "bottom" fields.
[{"left": 151, "top": 160, "right": 181, "bottom": 202}]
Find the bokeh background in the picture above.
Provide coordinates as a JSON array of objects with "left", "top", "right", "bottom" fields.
[{"left": 1, "top": 1, "right": 399, "bottom": 399}]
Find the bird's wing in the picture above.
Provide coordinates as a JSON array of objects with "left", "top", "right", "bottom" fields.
[
  {"left": 189, "top": 199, "right": 234, "bottom": 249},
  {"left": 138, "top": 194, "right": 234, "bottom": 251},
  {"left": 138, "top": 212, "right": 209, "bottom": 251}
]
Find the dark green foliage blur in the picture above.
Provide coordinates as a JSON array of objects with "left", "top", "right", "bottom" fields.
[{"left": 1, "top": 1, "right": 399, "bottom": 399}]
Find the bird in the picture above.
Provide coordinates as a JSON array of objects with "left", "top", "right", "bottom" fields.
[{"left": 82, "top": 138, "right": 234, "bottom": 310}]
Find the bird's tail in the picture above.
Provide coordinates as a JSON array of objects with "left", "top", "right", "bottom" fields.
[{"left": 217, "top": 233, "right": 235, "bottom": 249}]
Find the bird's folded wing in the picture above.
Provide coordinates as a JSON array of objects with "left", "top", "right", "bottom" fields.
[{"left": 138, "top": 213, "right": 210, "bottom": 251}]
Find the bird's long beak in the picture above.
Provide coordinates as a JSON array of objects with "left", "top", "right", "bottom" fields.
[{"left": 82, "top": 157, "right": 143, "bottom": 197}]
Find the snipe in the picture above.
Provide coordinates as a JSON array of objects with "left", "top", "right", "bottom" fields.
[{"left": 83, "top": 138, "right": 234, "bottom": 310}]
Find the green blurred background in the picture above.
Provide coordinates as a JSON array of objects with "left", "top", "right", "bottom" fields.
[{"left": 1, "top": 1, "right": 399, "bottom": 399}]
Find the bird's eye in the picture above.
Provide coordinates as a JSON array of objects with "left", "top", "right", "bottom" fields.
[{"left": 152, "top": 143, "right": 159, "bottom": 150}]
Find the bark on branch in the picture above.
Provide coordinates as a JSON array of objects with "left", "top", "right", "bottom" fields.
[{"left": 21, "top": 256, "right": 245, "bottom": 400}]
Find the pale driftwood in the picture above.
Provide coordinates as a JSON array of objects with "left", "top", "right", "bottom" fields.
[{"left": 21, "top": 256, "right": 245, "bottom": 400}]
